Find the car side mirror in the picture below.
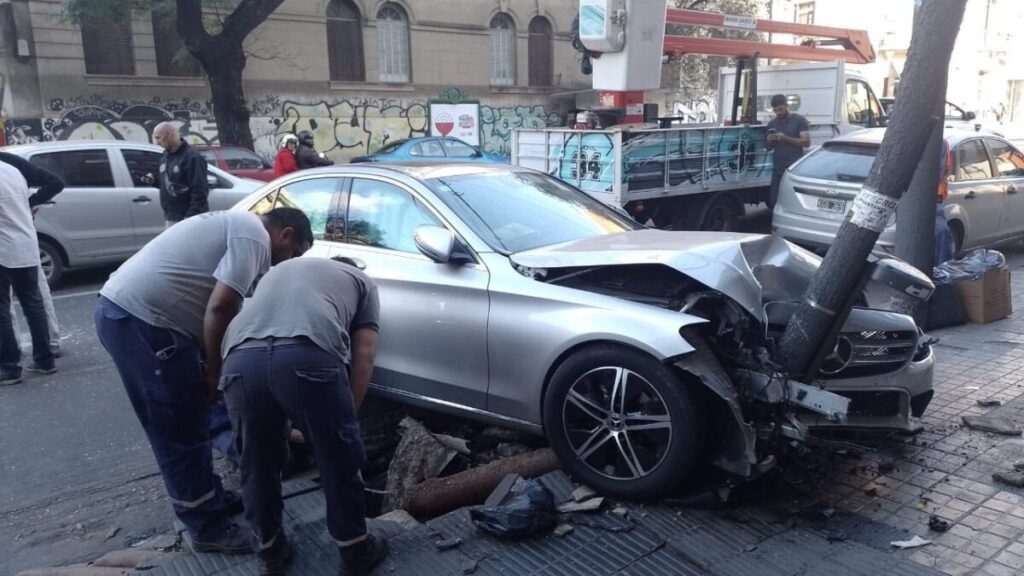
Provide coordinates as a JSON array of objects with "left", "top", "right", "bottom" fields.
[
  {"left": 414, "top": 225, "right": 456, "bottom": 264},
  {"left": 965, "top": 111, "right": 977, "bottom": 121},
  {"left": 207, "top": 174, "right": 219, "bottom": 188}
]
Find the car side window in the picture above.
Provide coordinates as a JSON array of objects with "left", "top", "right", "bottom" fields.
[
  {"left": 222, "top": 148, "right": 265, "bottom": 170},
  {"left": 273, "top": 177, "right": 342, "bottom": 241},
  {"left": 410, "top": 141, "right": 446, "bottom": 157},
  {"left": 956, "top": 140, "right": 994, "bottom": 181},
  {"left": 198, "top": 149, "right": 218, "bottom": 165},
  {"left": 30, "top": 150, "right": 115, "bottom": 187},
  {"left": 442, "top": 139, "right": 477, "bottom": 157},
  {"left": 986, "top": 140, "right": 1024, "bottom": 178},
  {"left": 346, "top": 178, "right": 441, "bottom": 253},
  {"left": 121, "top": 150, "right": 162, "bottom": 188}
]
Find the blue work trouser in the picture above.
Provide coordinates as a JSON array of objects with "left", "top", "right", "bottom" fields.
[
  {"left": 94, "top": 296, "right": 230, "bottom": 541},
  {"left": 0, "top": 264, "right": 53, "bottom": 369},
  {"left": 222, "top": 341, "right": 367, "bottom": 551}
]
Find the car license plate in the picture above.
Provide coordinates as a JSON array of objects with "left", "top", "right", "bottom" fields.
[{"left": 816, "top": 198, "right": 847, "bottom": 214}]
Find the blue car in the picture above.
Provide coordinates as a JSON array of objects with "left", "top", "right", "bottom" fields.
[{"left": 350, "top": 137, "right": 506, "bottom": 164}]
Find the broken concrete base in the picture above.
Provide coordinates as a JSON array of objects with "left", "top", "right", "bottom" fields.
[{"left": 962, "top": 415, "right": 1023, "bottom": 435}]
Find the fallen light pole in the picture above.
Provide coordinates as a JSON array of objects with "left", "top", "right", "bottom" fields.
[{"left": 778, "top": 0, "right": 968, "bottom": 379}]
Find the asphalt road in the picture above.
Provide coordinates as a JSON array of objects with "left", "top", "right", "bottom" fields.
[{"left": 0, "top": 209, "right": 775, "bottom": 574}]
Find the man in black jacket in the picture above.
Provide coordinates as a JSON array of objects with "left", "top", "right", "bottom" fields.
[
  {"left": 295, "top": 130, "right": 335, "bottom": 170},
  {"left": 0, "top": 152, "right": 64, "bottom": 385},
  {"left": 152, "top": 122, "right": 210, "bottom": 227}
]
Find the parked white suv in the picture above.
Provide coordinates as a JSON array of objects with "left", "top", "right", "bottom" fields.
[
  {"left": 1, "top": 141, "right": 261, "bottom": 285},
  {"left": 773, "top": 128, "right": 1024, "bottom": 255}
]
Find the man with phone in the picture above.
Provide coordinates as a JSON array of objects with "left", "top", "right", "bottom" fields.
[{"left": 765, "top": 94, "right": 811, "bottom": 210}]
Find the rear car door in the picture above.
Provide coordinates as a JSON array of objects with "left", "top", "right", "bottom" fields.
[
  {"left": 28, "top": 148, "right": 136, "bottom": 260},
  {"left": 119, "top": 148, "right": 166, "bottom": 248},
  {"left": 331, "top": 176, "right": 491, "bottom": 410},
  {"left": 948, "top": 138, "right": 1006, "bottom": 247},
  {"left": 249, "top": 174, "right": 344, "bottom": 260},
  {"left": 983, "top": 138, "right": 1024, "bottom": 238}
]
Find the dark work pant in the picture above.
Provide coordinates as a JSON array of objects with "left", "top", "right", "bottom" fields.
[
  {"left": 222, "top": 342, "right": 367, "bottom": 552},
  {"left": 94, "top": 296, "right": 230, "bottom": 541},
  {"left": 0, "top": 264, "right": 53, "bottom": 369},
  {"left": 768, "top": 168, "right": 786, "bottom": 210}
]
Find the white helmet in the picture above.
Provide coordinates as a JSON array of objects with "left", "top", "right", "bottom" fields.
[{"left": 280, "top": 134, "right": 298, "bottom": 148}]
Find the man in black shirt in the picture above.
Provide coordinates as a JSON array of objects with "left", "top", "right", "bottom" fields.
[
  {"left": 151, "top": 122, "right": 210, "bottom": 227},
  {"left": 765, "top": 94, "right": 811, "bottom": 209}
]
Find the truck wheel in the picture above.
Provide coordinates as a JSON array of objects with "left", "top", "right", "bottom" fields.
[
  {"left": 543, "top": 345, "right": 702, "bottom": 499},
  {"left": 699, "top": 195, "right": 743, "bottom": 232}
]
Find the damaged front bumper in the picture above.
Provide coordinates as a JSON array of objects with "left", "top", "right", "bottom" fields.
[{"left": 672, "top": 326, "right": 934, "bottom": 480}]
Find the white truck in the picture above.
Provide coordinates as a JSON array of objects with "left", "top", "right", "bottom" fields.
[{"left": 511, "top": 60, "right": 888, "bottom": 231}]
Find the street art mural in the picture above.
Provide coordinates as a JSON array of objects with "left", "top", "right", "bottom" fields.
[
  {"left": 671, "top": 97, "right": 717, "bottom": 124},
  {"left": 547, "top": 125, "right": 771, "bottom": 197},
  {"left": 3, "top": 91, "right": 564, "bottom": 164}
]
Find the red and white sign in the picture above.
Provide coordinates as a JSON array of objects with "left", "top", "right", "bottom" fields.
[{"left": 430, "top": 103, "right": 480, "bottom": 146}]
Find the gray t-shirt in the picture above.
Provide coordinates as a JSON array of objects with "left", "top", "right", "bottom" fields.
[
  {"left": 767, "top": 112, "right": 810, "bottom": 168},
  {"left": 101, "top": 211, "right": 271, "bottom": 342},
  {"left": 222, "top": 258, "right": 380, "bottom": 364}
]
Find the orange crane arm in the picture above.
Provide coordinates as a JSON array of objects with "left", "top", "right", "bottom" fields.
[{"left": 663, "top": 8, "right": 875, "bottom": 64}]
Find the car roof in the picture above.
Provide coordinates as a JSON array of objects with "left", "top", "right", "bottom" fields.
[
  {"left": 1, "top": 140, "right": 164, "bottom": 156},
  {"left": 825, "top": 127, "right": 1010, "bottom": 148},
  {"left": 297, "top": 162, "right": 521, "bottom": 181}
]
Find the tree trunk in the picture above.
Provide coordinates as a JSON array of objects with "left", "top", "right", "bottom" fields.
[
  {"left": 777, "top": 0, "right": 967, "bottom": 378},
  {"left": 205, "top": 46, "right": 253, "bottom": 148}
]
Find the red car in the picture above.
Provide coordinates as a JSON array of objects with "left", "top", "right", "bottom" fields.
[{"left": 195, "top": 145, "right": 276, "bottom": 182}]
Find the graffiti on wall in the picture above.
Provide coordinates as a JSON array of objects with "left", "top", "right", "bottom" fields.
[
  {"left": 671, "top": 97, "right": 717, "bottom": 124},
  {"left": 3, "top": 92, "right": 564, "bottom": 164}
]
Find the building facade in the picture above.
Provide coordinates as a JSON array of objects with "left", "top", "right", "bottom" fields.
[{"left": 0, "top": 0, "right": 589, "bottom": 161}]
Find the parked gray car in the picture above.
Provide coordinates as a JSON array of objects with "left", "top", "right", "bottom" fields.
[
  {"left": 773, "top": 128, "right": 1024, "bottom": 255},
  {"left": 1, "top": 141, "right": 260, "bottom": 285},
  {"left": 234, "top": 163, "right": 935, "bottom": 499}
]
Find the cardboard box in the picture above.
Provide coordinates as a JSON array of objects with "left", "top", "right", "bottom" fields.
[{"left": 955, "top": 267, "right": 1012, "bottom": 324}]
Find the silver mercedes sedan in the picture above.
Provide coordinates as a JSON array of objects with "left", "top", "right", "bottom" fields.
[{"left": 234, "top": 163, "right": 935, "bottom": 499}]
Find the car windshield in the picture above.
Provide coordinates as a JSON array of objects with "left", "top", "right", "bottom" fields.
[
  {"left": 376, "top": 140, "right": 408, "bottom": 154},
  {"left": 426, "top": 171, "right": 641, "bottom": 253},
  {"left": 791, "top": 143, "right": 878, "bottom": 183}
]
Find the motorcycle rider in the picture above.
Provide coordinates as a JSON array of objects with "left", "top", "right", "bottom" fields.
[{"left": 295, "top": 131, "right": 335, "bottom": 170}]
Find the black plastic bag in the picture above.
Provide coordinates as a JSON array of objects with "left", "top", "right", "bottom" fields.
[
  {"left": 933, "top": 249, "right": 1006, "bottom": 284},
  {"left": 470, "top": 480, "right": 556, "bottom": 539}
]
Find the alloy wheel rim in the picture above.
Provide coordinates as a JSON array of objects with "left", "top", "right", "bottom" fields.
[{"left": 562, "top": 366, "right": 673, "bottom": 481}]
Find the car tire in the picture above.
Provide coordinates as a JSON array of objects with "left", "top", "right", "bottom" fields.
[
  {"left": 698, "top": 194, "right": 743, "bottom": 232},
  {"left": 39, "top": 239, "right": 64, "bottom": 287},
  {"left": 948, "top": 221, "right": 964, "bottom": 258},
  {"left": 543, "top": 345, "right": 702, "bottom": 500}
]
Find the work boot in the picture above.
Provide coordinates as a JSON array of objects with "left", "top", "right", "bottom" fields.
[
  {"left": 339, "top": 534, "right": 388, "bottom": 576},
  {"left": 0, "top": 366, "right": 22, "bottom": 386},
  {"left": 26, "top": 362, "right": 57, "bottom": 375},
  {"left": 258, "top": 534, "right": 294, "bottom": 576},
  {"left": 223, "top": 489, "right": 245, "bottom": 516},
  {"left": 191, "top": 523, "right": 253, "bottom": 555}
]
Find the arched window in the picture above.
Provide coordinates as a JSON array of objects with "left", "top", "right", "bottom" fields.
[
  {"left": 327, "top": 0, "right": 365, "bottom": 82},
  {"left": 490, "top": 13, "right": 515, "bottom": 86},
  {"left": 528, "top": 16, "right": 552, "bottom": 87},
  {"left": 152, "top": 3, "right": 198, "bottom": 77},
  {"left": 82, "top": 17, "right": 135, "bottom": 75},
  {"left": 376, "top": 3, "right": 410, "bottom": 83}
]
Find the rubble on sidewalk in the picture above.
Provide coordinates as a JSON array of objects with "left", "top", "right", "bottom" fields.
[
  {"left": 383, "top": 417, "right": 468, "bottom": 513},
  {"left": 993, "top": 470, "right": 1024, "bottom": 487},
  {"left": 961, "top": 414, "right": 1023, "bottom": 435}
]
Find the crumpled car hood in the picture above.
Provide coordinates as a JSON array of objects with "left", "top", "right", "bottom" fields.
[{"left": 510, "top": 230, "right": 822, "bottom": 322}]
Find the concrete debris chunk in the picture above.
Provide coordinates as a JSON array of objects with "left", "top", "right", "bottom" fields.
[
  {"left": 554, "top": 524, "right": 575, "bottom": 537},
  {"left": 557, "top": 496, "right": 604, "bottom": 513},
  {"left": 612, "top": 506, "right": 629, "bottom": 518},
  {"left": 384, "top": 417, "right": 465, "bottom": 513},
  {"left": 103, "top": 526, "right": 120, "bottom": 542},
  {"left": 571, "top": 485, "right": 598, "bottom": 503},
  {"left": 977, "top": 399, "right": 1003, "bottom": 407},
  {"left": 432, "top": 536, "right": 463, "bottom": 551},
  {"left": 993, "top": 471, "right": 1024, "bottom": 488},
  {"left": 91, "top": 549, "right": 159, "bottom": 568},
  {"left": 962, "top": 415, "right": 1023, "bottom": 436},
  {"left": 374, "top": 509, "right": 421, "bottom": 531},
  {"left": 1015, "top": 461, "right": 1024, "bottom": 473},
  {"left": 461, "top": 558, "right": 479, "bottom": 574},
  {"left": 484, "top": 474, "right": 521, "bottom": 508},
  {"left": 890, "top": 535, "right": 932, "bottom": 549},
  {"left": 130, "top": 533, "right": 179, "bottom": 551}
]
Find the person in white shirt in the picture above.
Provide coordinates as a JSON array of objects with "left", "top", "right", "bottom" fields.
[{"left": 0, "top": 152, "right": 64, "bottom": 385}]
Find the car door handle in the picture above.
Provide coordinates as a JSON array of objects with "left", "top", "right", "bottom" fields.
[
  {"left": 334, "top": 256, "right": 367, "bottom": 270},
  {"left": 965, "top": 191, "right": 977, "bottom": 199},
  {"left": 132, "top": 196, "right": 152, "bottom": 203}
]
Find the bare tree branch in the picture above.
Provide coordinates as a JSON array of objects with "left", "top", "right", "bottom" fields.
[{"left": 221, "top": 0, "right": 284, "bottom": 40}]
